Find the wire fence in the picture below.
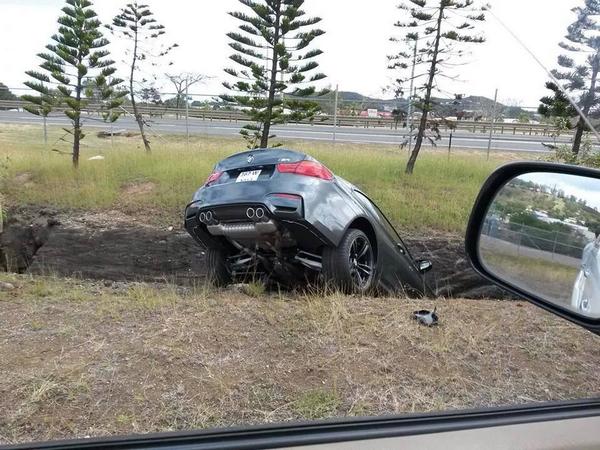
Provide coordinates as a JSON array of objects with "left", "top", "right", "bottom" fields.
[
  {"left": 0, "top": 99, "right": 567, "bottom": 136},
  {"left": 0, "top": 83, "right": 580, "bottom": 155},
  {"left": 482, "top": 218, "right": 588, "bottom": 261},
  {"left": 0, "top": 83, "right": 558, "bottom": 127}
]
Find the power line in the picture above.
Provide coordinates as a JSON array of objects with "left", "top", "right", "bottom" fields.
[{"left": 489, "top": 9, "right": 600, "bottom": 143}]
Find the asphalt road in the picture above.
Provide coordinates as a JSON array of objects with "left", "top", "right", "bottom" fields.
[{"left": 0, "top": 110, "right": 568, "bottom": 153}]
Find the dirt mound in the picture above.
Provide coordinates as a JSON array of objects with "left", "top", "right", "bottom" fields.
[
  {"left": 0, "top": 207, "right": 509, "bottom": 298},
  {"left": 22, "top": 210, "right": 205, "bottom": 284},
  {"left": 0, "top": 207, "right": 60, "bottom": 273}
]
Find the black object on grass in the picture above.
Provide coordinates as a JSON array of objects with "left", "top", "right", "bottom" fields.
[{"left": 413, "top": 308, "right": 439, "bottom": 327}]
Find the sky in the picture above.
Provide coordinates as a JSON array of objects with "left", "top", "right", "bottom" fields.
[
  {"left": 0, "top": 0, "right": 582, "bottom": 107},
  {"left": 521, "top": 173, "right": 600, "bottom": 211}
]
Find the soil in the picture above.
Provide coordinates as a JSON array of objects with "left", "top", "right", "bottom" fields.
[
  {"left": 0, "top": 206, "right": 509, "bottom": 299},
  {"left": 1, "top": 273, "right": 599, "bottom": 445}
]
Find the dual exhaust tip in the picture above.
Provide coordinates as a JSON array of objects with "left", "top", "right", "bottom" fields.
[
  {"left": 199, "top": 210, "right": 214, "bottom": 224},
  {"left": 199, "top": 207, "right": 268, "bottom": 224},
  {"left": 246, "top": 207, "right": 266, "bottom": 221}
]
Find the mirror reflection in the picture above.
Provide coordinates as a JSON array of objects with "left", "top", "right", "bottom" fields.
[{"left": 479, "top": 172, "right": 600, "bottom": 318}]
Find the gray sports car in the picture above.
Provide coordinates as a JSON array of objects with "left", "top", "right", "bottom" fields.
[{"left": 184, "top": 148, "right": 432, "bottom": 295}]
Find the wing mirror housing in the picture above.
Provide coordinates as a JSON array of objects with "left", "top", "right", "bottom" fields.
[
  {"left": 417, "top": 259, "right": 433, "bottom": 274},
  {"left": 466, "top": 162, "right": 600, "bottom": 335}
]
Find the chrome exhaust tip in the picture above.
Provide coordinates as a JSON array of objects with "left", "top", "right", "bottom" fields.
[
  {"left": 206, "top": 210, "right": 213, "bottom": 223},
  {"left": 255, "top": 207, "right": 265, "bottom": 220},
  {"left": 199, "top": 212, "right": 206, "bottom": 223},
  {"left": 246, "top": 207, "right": 255, "bottom": 219}
]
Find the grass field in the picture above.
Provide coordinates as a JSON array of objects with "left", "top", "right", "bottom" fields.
[
  {"left": 1, "top": 272, "right": 600, "bottom": 444},
  {"left": 482, "top": 250, "right": 580, "bottom": 305},
  {"left": 2, "top": 125, "right": 599, "bottom": 446},
  {"left": 1, "top": 124, "right": 514, "bottom": 233}
]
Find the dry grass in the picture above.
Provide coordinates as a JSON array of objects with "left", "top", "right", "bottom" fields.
[
  {"left": 0, "top": 123, "right": 517, "bottom": 233},
  {"left": 482, "top": 251, "right": 579, "bottom": 305},
  {"left": 1, "top": 272, "right": 599, "bottom": 445}
]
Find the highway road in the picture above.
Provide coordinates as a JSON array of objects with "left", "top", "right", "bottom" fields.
[{"left": 0, "top": 110, "right": 569, "bottom": 153}]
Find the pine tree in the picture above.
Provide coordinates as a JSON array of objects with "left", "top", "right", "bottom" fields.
[
  {"left": 549, "top": 0, "right": 600, "bottom": 155},
  {"left": 0, "top": 82, "right": 18, "bottom": 101},
  {"left": 21, "top": 74, "right": 55, "bottom": 147},
  {"left": 539, "top": 81, "right": 577, "bottom": 133},
  {"left": 23, "top": 0, "right": 124, "bottom": 168},
  {"left": 107, "top": 2, "right": 178, "bottom": 153},
  {"left": 389, "top": 0, "right": 487, "bottom": 174},
  {"left": 222, "top": 0, "right": 327, "bottom": 149}
]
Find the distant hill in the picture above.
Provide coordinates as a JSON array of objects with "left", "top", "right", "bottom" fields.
[{"left": 317, "top": 90, "right": 527, "bottom": 119}]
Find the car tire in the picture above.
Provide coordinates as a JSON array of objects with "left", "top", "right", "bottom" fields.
[
  {"left": 205, "top": 247, "right": 232, "bottom": 287},
  {"left": 322, "top": 228, "right": 376, "bottom": 293}
]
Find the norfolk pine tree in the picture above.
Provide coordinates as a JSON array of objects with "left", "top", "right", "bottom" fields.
[
  {"left": 389, "top": 0, "right": 487, "bottom": 174},
  {"left": 23, "top": 0, "right": 124, "bottom": 168},
  {"left": 547, "top": 0, "right": 600, "bottom": 155},
  {"left": 107, "top": 2, "right": 178, "bottom": 153},
  {"left": 223, "top": 0, "right": 328, "bottom": 148}
]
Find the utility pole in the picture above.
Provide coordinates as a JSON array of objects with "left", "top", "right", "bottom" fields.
[
  {"left": 406, "top": 38, "right": 418, "bottom": 152},
  {"left": 185, "top": 75, "right": 190, "bottom": 148},
  {"left": 487, "top": 88, "right": 498, "bottom": 160},
  {"left": 333, "top": 84, "right": 339, "bottom": 143}
]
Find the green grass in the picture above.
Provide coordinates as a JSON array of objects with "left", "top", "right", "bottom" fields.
[
  {"left": 1, "top": 123, "right": 511, "bottom": 233},
  {"left": 293, "top": 389, "right": 341, "bottom": 419}
]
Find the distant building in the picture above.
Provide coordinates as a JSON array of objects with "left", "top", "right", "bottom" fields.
[{"left": 359, "top": 109, "right": 392, "bottom": 118}]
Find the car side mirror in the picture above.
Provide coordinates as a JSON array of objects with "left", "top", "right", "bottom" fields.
[
  {"left": 417, "top": 259, "right": 433, "bottom": 274},
  {"left": 466, "top": 162, "right": 600, "bottom": 335}
]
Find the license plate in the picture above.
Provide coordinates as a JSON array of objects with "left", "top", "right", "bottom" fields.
[{"left": 236, "top": 170, "right": 262, "bottom": 183}]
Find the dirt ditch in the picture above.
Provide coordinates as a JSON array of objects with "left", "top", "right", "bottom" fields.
[{"left": 0, "top": 206, "right": 508, "bottom": 299}]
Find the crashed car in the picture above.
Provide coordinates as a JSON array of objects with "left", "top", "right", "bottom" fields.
[
  {"left": 571, "top": 236, "right": 600, "bottom": 316},
  {"left": 184, "top": 148, "right": 432, "bottom": 295}
]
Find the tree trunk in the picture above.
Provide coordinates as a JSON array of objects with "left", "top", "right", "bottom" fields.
[
  {"left": 73, "top": 67, "right": 83, "bottom": 168},
  {"left": 73, "top": 121, "right": 80, "bottom": 169},
  {"left": 572, "top": 59, "right": 600, "bottom": 155},
  {"left": 260, "top": 0, "right": 282, "bottom": 149},
  {"left": 572, "top": 118, "right": 585, "bottom": 156},
  {"left": 405, "top": 3, "right": 445, "bottom": 175},
  {"left": 175, "top": 84, "right": 181, "bottom": 120},
  {"left": 130, "top": 25, "right": 151, "bottom": 153}
]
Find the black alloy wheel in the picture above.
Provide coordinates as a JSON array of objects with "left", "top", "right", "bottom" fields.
[{"left": 348, "top": 234, "right": 374, "bottom": 289}]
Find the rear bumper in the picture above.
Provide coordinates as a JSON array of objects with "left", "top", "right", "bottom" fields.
[
  {"left": 184, "top": 199, "right": 333, "bottom": 251},
  {"left": 188, "top": 177, "right": 360, "bottom": 248}
]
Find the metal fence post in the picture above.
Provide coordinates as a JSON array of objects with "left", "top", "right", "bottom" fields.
[
  {"left": 486, "top": 88, "right": 498, "bottom": 160},
  {"left": 185, "top": 75, "right": 190, "bottom": 148},
  {"left": 552, "top": 231, "right": 558, "bottom": 260},
  {"left": 333, "top": 84, "right": 338, "bottom": 143}
]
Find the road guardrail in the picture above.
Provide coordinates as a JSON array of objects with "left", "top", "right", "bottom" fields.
[{"left": 0, "top": 99, "right": 567, "bottom": 137}]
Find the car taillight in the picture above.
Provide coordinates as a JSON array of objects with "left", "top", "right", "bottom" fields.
[
  {"left": 205, "top": 171, "right": 222, "bottom": 186},
  {"left": 276, "top": 160, "right": 333, "bottom": 180}
]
